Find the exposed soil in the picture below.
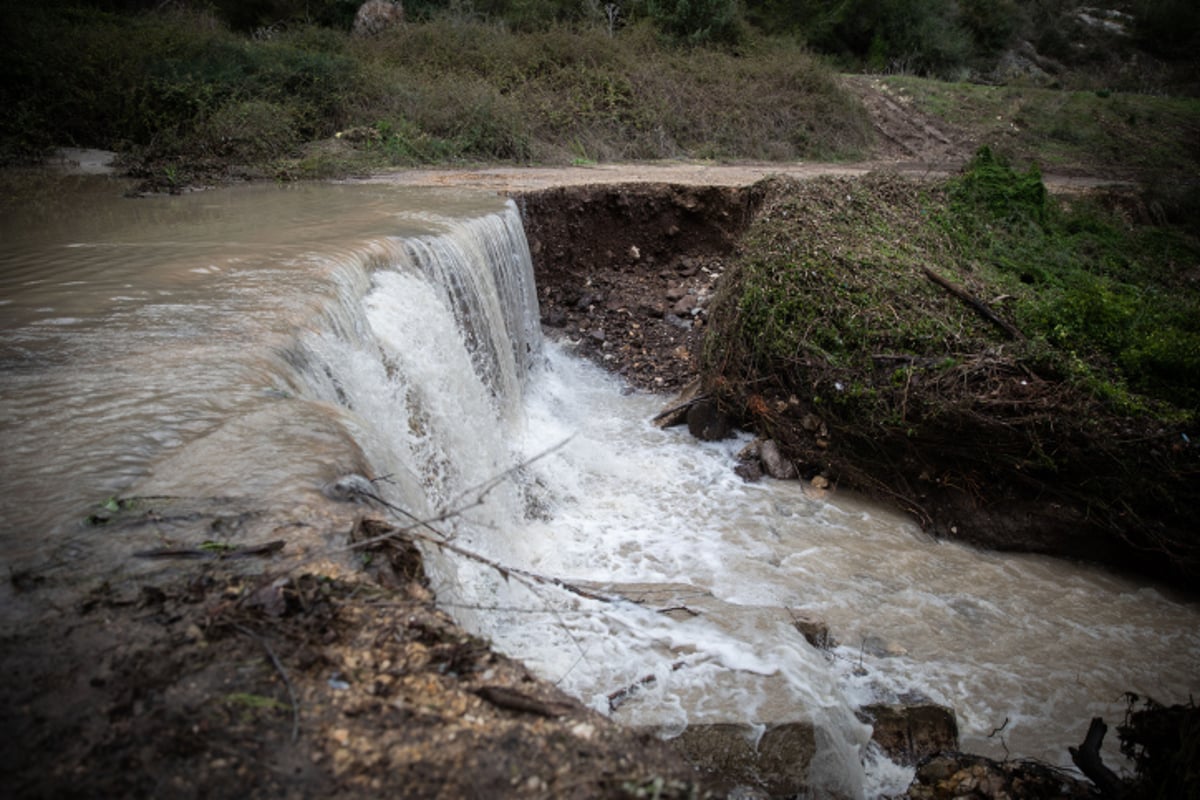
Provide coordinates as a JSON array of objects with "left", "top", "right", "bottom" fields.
[
  {"left": 518, "top": 183, "right": 765, "bottom": 393},
  {"left": 1, "top": 519, "right": 708, "bottom": 799}
]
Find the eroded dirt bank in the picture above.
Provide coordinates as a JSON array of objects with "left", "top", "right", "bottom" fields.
[
  {"left": 517, "top": 178, "right": 1198, "bottom": 591},
  {"left": 518, "top": 183, "right": 764, "bottom": 392}
]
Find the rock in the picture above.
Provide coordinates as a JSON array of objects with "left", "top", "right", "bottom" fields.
[
  {"left": 671, "top": 722, "right": 815, "bottom": 796},
  {"left": 687, "top": 399, "right": 731, "bottom": 441},
  {"left": 665, "top": 286, "right": 687, "bottom": 302},
  {"left": 789, "top": 611, "right": 835, "bottom": 649},
  {"left": 760, "top": 440, "right": 797, "bottom": 480},
  {"left": 860, "top": 703, "right": 958, "bottom": 765},
  {"left": 671, "top": 297, "right": 694, "bottom": 316},
  {"left": 351, "top": 0, "right": 404, "bottom": 36},
  {"left": 652, "top": 380, "right": 702, "bottom": 428},
  {"left": 733, "top": 459, "right": 763, "bottom": 482},
  {"left": 859, "top": 635, "right": 906, "bottom": 657},
  {"left": 810, "top": 475, "right": 829, "bottom": 490},
  {"left": 906, "top": 753, "right": 1095, "bottom": 799}
]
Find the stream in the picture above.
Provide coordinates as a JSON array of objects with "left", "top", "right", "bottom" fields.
[{"left": 1, "top": 176, "right": 1196, "bottom": 797}]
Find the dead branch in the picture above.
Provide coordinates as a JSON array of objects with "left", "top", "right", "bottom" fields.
[
  {"left": 1069, "top": 717, "right": 1126, "bottom": 799},
  {"left": 607, "top": 660, "right": 686, "bottom": 713},
  {"left": 922, "top": 266, "right": 1025, "bottom": 341},
  {"left": 133, "top": 540, "right": 286, "bottom": 560},
  {"left": 473, "top": 685, "right": 574, "bottom": 718}
]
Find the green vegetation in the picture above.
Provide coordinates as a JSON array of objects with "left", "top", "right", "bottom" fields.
[
  {"left": 707, "top": 148, "right": 1199, "bottom": 424},
  {"left": 3, "top": 0, "right": 1196, "bottom": 184},
  {"left": 943, "top": 148, "right": 1200, "bottom": 410},
  {"left": 872, "top": 75, "right": 1200, "bottom": 174},
  {"left": 0, "top": 2, "right": 870, "bottom": 181},
  {"left": 703, "top": 152, "right": 1199, "bottom": 578}
]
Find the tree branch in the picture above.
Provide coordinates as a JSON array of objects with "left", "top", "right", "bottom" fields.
[{"left": 922, "top": 266, "right": 1025, "bottom": 341}]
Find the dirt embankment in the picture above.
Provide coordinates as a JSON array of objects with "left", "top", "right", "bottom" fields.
[
  {"left": 518, "top": 183, "right": 764, "bottom": 392},
  {"left": 516, "top": 177, "right": 1198, "bottom": 592},
  {"left": 0, "top": 521, "right": 707, "bottom": 799}
]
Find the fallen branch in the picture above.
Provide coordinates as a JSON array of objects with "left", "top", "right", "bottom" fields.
[
  {"left": 922, "top": 266, "right": 1025, "bottom": 341},
  {"left": 473, "top": 685, "right": 574, "bottom": 718},
  {"left": 133, "top": 540, "right": 286, "bottom": 560}
]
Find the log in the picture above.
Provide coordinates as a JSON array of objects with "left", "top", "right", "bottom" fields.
[{"left": 1069, "top": 717, "right": 1126, "bottom": 799}]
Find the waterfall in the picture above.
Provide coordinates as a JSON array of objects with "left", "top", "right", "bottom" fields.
[
  {"left": 295, "top": 203, "right": 542, "bottom": 518},
  {"left": 287, "top": 198, "right": 875, "bottom": 797}
]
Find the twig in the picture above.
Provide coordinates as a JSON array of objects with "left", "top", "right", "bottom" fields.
[{"left": 233, "top": 624, "right": 300, "bottom": 743}]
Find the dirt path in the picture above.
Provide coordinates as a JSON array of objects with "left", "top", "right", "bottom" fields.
[{"left": 366, "top": 159, "right": 1127, "bottom": 194}]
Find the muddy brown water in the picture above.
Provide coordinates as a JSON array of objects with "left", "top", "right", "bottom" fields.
[{"left": 1, "top": 174, "right": 1195, "bottom": 797}]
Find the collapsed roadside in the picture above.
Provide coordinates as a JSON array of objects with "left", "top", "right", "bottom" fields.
[{"left": 520, "top": 153, "right": 1200, "bottom": 591}]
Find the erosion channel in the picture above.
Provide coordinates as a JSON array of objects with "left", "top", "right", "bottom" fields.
[{"left": 1, "top": 175, "right": 1196, "bottom": 798}]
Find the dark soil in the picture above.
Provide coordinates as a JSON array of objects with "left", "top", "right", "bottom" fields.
[
  {"left": 518, "top": 183, "right": 765, "bottom": 393},
  {"left": 0, "top": 519, "right": 708, "bottom": 799}
]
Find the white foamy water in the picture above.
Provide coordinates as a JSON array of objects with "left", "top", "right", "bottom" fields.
[{"left": 2, "top": 175, "right": 1197, "bottom": 798}]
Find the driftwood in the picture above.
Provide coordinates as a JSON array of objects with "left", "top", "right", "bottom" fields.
[
  {"left": 922, "top": 266, "right": 1026, "bottom": 341},
  {"left": 1069, "top": 717, "right": 1126, "bottom": 799},
  {"left": 133, "top": 540, "right": 286, "bottom": 560},
  {"left": 473, "top": 686, "right": 574, "bottom": 718}
]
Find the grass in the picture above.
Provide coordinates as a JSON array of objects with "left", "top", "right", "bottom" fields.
[
  {"left": 875, "top": 75, "right": 1200, "bottom": 176},
  {"left": 702, "top": 151, "right": 1200, "bottom": 576},
  {"left": 707, "top": 150, "right": 1200, "bottom": 420},
  {"left": 700, "top": 151, "right": 1200, "bottom": 575}
]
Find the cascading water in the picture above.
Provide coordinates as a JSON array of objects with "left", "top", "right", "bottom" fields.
[{"left": 2, "top": 178, "right": 1197, "bottom": 798}]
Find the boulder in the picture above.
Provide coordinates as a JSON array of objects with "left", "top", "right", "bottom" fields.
[
  {"left": 760, "top": 439, "right": 798, "bottom": 480},
  {"left": 860, "top": 703, "right": 958, "bottom": 765},
  {"left": 687, "top": 398, "right": 731, "bottom": 441},
  {"left": 352, "top": 1, "right": 404, "bottom": 37},
  {"left": 652, "top": 379, "right": 702, "bottom": 428},
  {"left": 671, "top": 722, "right": 815, "bottom": 796}
]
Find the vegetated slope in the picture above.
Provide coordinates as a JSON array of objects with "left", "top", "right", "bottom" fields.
[
  {"left": 702, "top": 150, "right": 1200, "bottom": 585},
  {"left": 0, "top": 4, "right": 871, "bottom": 184}
]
